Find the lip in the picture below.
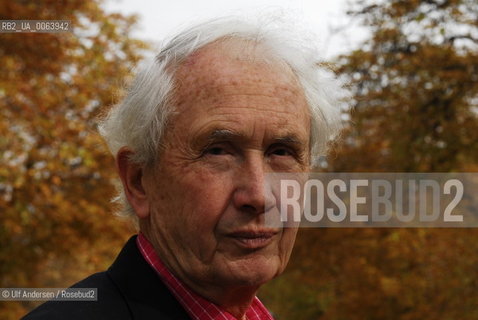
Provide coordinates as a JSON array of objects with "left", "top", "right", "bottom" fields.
[{"left": 226, "top": 229, "right": 279, "bottom": 249}]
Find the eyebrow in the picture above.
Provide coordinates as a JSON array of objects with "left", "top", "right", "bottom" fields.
[
  {"left": 272, "top": 135, "right": 303, "bottom": 146},
  {"left": 200, "top": 128, "right": 306, "bottom": 147},
  {"left": 208, "top": 129, "right": 238, "bottom": 141}
]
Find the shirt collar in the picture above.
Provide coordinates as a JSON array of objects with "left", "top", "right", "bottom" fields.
[{"left": 136, "top": 233, "right": 274, "bottom": 320}]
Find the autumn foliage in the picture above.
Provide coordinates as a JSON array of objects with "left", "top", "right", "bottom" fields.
[
  {"left": 2, "top": 0, "right": 478, "bottom": 319},
  {"left": 261, "top": 0, "right": 478, "bottom": 319},
  {"left": 0, "top": 1, "right": 146, "bottom": 318}
]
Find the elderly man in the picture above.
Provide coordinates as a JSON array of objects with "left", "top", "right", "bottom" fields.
[{"left": 24, "top": 17, "right": 341, "bottom": 320}]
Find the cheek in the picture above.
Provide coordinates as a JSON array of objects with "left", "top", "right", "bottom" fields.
[
  {"left": 169, "top": 169, "right": 234, "bottom": 229},
  {"left": 278, "top": 228, "right": 298, "bottom": 258},
  {"left": 174, "top": 173, "right": 235, "bottom": 261}
]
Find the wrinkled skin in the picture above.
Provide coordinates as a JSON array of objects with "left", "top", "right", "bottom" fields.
[{"left": 119, "top": 40, "right": 311, "bottom": 318}]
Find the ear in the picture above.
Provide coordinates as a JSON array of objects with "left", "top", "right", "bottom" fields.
[{"left": 116, "top": 147, "right": 150, "bottom": 219}]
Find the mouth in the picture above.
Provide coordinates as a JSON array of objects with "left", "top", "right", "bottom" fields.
[{"left": 227, "top": 230, "right": 279, "bottom": 249}]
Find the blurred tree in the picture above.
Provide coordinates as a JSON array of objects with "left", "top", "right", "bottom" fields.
[
  {"left": 263, "top": 228, "right": 478, "bottom": 320},
  {"left": 330, "top": 0, "right": 478, "bottom": 172},
  {"left": 0, "top": 1, "right": 147, "bottom": 318},
  {"left": 261, "top": 0, "right": 478, "bottom": 319}
]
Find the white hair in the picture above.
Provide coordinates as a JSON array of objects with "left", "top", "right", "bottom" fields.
[{"left": 98, "top": 16, "right": 347, "bottom": 221}]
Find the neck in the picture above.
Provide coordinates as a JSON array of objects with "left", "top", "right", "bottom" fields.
[
  {"left": 139, "top": 227, "right": 259, "bottom": 319},
  {"left": 186, "top": 282, "right": 259, "bottom": 319}
]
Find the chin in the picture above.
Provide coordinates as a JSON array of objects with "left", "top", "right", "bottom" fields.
[{"left": 220, "top": 258, "right": 284, "bottom": 287}]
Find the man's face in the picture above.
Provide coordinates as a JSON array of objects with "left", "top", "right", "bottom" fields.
[{"left": 142, "top": 41, "right": 310, "bottom": 291}]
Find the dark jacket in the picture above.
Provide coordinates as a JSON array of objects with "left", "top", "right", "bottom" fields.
[{"left": 22, "top": 236, "right": 191, "bottom": 319}]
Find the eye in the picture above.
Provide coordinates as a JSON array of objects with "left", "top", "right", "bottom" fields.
[
  {"left": 206, "top": 146, "right": 228, "bottom": 155},
  {"left": 269, "top": 145, "right": 295, "bottom": 157},
  {"left": 202, "top": 143, "right": 234, "bottom": 157},
  {"left": 268, "top": 143, "right": 308, "bottom": 170},
  {"left": 271, "top": 148, "right": 293, "bottom": 156}
]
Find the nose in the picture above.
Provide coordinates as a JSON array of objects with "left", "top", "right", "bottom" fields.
[{"left": 232, "top": 154, "right": 274, "bottom": 215}]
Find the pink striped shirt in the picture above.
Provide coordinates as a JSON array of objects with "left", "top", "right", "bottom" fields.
[{"left": 136, "top": 233, "right": 274, "bottom": 320}]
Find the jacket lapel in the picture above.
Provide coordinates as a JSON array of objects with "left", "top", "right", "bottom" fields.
[{"left": 107, "top": 236, "right": 191, "bottom": 320}]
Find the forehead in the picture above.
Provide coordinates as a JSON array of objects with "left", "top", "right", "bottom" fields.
[
  {"left": 169, "top": 39, "right": 310, "bottom": 140},
  {"left": 175, "top": 39, "right": 304, "bottom": 102}
]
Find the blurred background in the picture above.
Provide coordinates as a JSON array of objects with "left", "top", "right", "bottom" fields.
[{"left": 1, "top": 0, "right": 477, "bottom": 319}]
